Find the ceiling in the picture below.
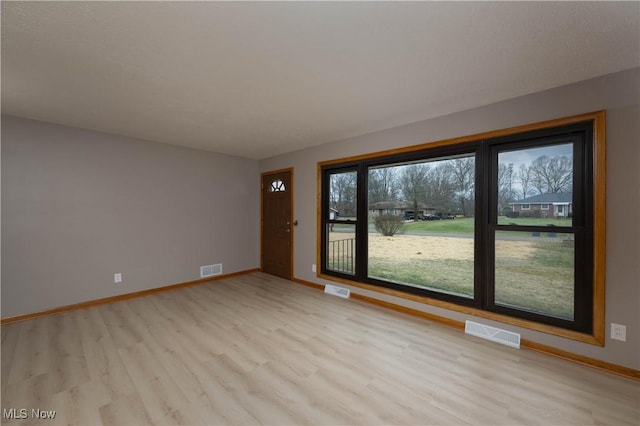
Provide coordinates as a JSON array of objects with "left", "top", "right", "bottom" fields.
[{"left": 2, "top": 2, "right": 638, "bottom": 160}]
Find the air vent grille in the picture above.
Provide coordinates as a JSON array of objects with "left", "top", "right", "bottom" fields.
[
  {"left": 200, "top": 263, "right": 222, "bottom": 278},
  {"left": 464, "top": 320, "right": 521, "bottom": 349},
  {"left": 324, "top": 284, "right": 350, "bottom": 299}
]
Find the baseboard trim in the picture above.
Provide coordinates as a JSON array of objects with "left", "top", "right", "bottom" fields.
[
  {"left": 291, "top": 277, "right": 324, "bottom": 291},
  {"left": 1, "top": 268, "right": 260, "bottom": 325},
  {"left": 291, "top": 276, "right": 640, "bottom": 382},
  {"left": 521, "top": 339, "right": 640, "bottom": 381},
  {"left": 350, "top": 292, "right": 465, "bottom": 331}
]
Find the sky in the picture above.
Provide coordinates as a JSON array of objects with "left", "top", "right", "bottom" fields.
[{"left": 498, "top": 142, "right": 573, "bottom": 171}]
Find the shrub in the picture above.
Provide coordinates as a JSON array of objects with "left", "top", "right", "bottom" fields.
[
  {"left": 520, "top": 210, "right": 541, "bottom": 218},
  {"left": 374, "top": 214, "right": 405, "bottom": 236}
]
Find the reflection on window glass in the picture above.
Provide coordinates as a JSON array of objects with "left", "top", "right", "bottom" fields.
[
  {"left": 326, "top": 223, "right": 355, "bottom": 275},
  {"left": 498, "top": 143, "right": 573, "bottom": 226},
  {"left": 367, "top": 155, "right": 475, "bottom": 298},
  {"left": 494, "top": 230, "right": 575, "bottom": 320}
]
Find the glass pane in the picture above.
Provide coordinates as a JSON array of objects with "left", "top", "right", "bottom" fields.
[
  {"left": 269, "top": 179, "right": 285, "bottom": 192},
  {"left": 329, "top": 171, "right": 357, "bottom": 219},
  {"left": 326, "top": 223, "right": 356, "bottom": 275},
  {"left": 494, "top": 230, "right": 575, "bottom": 320},
  {"left": 498, "top": 143, "right": 573, "bottom": 226},
  {"left": 367, "top": 155, "right": 475, "bottom": 298}
]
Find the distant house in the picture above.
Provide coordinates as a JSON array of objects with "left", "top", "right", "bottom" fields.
[
  {"left": 329, "top": 207, "right": 339, "bottom": 220},
  {"left": 509, "top": 193, "right": 572, "bottom": 218},
  {"left": 368, "top": 201, "right": 406, "bottom": 216},
  {"left": 368, "top": 201, "right": 435, "bottom": 218}
]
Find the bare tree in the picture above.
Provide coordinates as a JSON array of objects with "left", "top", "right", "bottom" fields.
[
  {"left": 400, "top": 163, "right": 429, "bottom": 221},
  {"left": 424, "top": 163, "right": 456, "bottom": 214},
  {"left": 498, "top": 163, "right": 516, "bottom": 213},
  {"left": 518, "top": 164, "right": 533, "bottom": 199},
  {"left": 330, "top": 171, "right": 357, "bottom": 217},
  {"left": 531, "top": 155, "right": 573, "bottom": 194},
  {"left": 368, "top": 167, "right": 398, "bottom": 204},
  {"left": 446, "top": 157, "right": 475, "bottom": 216}
]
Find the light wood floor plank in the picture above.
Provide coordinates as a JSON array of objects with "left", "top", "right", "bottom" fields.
[
  {"left": 1, "top": 322, "right": 21, "bottom": 392},
  {"left": 98, "top": 393, "right": 154, "bottom": 426},
  {"left": 117, "top": 341, "right": 191, "bottom": 423},
  {"left": 49, "top": 381, "right": 106, "bottom": 426},
  {"left": 2, "top": 272, "right": 638, "bottom": 425},
  {"left": 6, "top": 318, "right": 49, "bottom": 386}
]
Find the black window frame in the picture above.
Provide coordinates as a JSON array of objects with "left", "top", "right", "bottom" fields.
[
  {"left": 320, "top": 118, "right": 599, "bottom": 336},
  {"left": 323, "top": 166, "right": 360, "bottom": 277},
  {"left": 485, "top": 123, "right": 594, "bottom": 333}
]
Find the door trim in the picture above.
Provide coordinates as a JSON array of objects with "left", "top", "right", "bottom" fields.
[{"left": 260, "top": 167, "right": 294, "bottom": 279}]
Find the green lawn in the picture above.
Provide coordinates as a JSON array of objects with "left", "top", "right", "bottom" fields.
[
  {"left": 401, "top": 216, "right": 572, "bottom": 234},
  {"left": 497, "top": 217, "right": 572, "bottom": 227},
  {"left": 494, "top": 240, "right": 574, "bottom": 319},
  {"left": 368, "top": 237, "right": 574, "bottom": 319},
  {"left": 334, "top": 215, "right": 575, "bottom": 319},
  {"left": 402, "top": 218, "right": 474, "bottom": 234},
  {"left": 368, "top": 258, "right": 474, "bottom": 298}
]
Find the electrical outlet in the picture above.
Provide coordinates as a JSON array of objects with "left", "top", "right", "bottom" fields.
[
  {"left": 312, "top": 264, "right": 317, "bottom": 273},
  {"left": 114, "top": 273, "right": 122, "bottom": 283},
  {"left": 611, "top": 323, "right": 626, "bottom": 342}
]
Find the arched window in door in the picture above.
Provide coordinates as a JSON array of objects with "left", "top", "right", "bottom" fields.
[{"left": 270, "top": 179, "right": 286, "bottom": 192}]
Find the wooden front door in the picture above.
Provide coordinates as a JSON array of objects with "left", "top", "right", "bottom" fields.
[{"left": 261, "top": 169, "right": 293, "bottom": 279}]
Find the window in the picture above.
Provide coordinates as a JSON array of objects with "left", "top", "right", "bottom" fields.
[
  {"left": 367, "top": 155, "right": 476, "bottom": 300},
  {"left": 491, "top": 140, "right": 585, "bottom": 329},
  {"left": 319, "top": 112, "right": 605, "bottom": 343},
  {"left": 270, "top": 179, "right": 286, "bottom": 192},
  {"left": 325, "top": 169, "right": 357, "bottom": 275}
]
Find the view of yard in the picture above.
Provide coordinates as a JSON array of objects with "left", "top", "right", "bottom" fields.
[
  {"left": 328, "top": 217, "right": 575, "bottom": 318},
  {"left": 368, "top": 234, "right": 474, "bottom": 297},
  {"left": 495, "top": 232, "right": 574, "bottom": 319},
  {"left": 497, "top": 217, "right": 573, "bottom": 227}
]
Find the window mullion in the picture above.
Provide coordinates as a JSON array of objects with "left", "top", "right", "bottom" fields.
[
  {"left": 478, "top": 141, "right": 491, "bottom": 310},
  {"left": 355, "top": 164, "right": 368, "bottom": 280}
]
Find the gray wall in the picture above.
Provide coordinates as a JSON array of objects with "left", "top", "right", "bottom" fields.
[
  {"left": 2, "top": 116, "right": 260, "bottom": 317},
  {"left": 259, "top": 68, "right": 640, "bottom": 370}
]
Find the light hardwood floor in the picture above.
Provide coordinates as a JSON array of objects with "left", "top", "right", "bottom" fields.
[{"left": 1, "top": 272, "right": 638, "bottom": 425}]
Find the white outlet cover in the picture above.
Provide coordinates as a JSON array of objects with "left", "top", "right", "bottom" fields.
[
  {"left": 114, "top": 273, "right": 122, "bottom": 283},
  {"left": 312, "top": 264, "right": 317, "bottom": 273},
  {"left": 610, "top": 323, "right": 626, "bottom": 342}
]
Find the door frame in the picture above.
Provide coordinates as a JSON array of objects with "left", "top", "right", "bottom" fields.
[{"left": 260, "top": 167, "right": 294, "bottom": 279}]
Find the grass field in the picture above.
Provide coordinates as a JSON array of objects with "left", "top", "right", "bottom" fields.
[
  {"left": 403, "top": 218, "right": 474, "bottom": 234},
  {"left": 494, "top": 236, "right": 574, "bottom": 319},
  {"left": 497, "top": 217, "right": 573, "bottom": 227},
  {"left": 368, "top": 258, "right": 475, "bottom": 297},
  {"left": 366, "top": 233, "right": 574, "bottom": 319},
  {"left": 401, "top": 217, "right": 572, "bottom": 234},
  {"left": 328, "top": 219, "right": 575, "bottom": 319}
]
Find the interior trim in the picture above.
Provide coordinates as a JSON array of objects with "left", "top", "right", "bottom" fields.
[
  {"left": 291, "top": 277, "right": 639, "bottom": 382},
  {"left": 0, "top": 268, "right": 259, "bottom": 325}
]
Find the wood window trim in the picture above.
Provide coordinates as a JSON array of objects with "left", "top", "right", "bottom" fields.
[{"left": 316, "top": 111, "right": 606, "bottom": 346}]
